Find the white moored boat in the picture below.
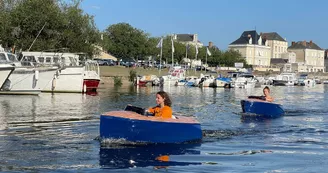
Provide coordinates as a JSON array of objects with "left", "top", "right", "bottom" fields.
[
  {"left": 161, "top": 66, "right": 186, "bottom": 85},
  {"left": 19, "top": 52, "right": 100, "bottom": 93},
  {"left": 0, "top": 51, "right": 52, "bottom": 95}
]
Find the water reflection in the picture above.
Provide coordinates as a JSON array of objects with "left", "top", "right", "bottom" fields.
[
  {"left": 0, "top": 93, "right": 99, "bottom": 132},
  {"left": 0, "top": 95, "right": 39, "bottom": 130},
  {"left": 99, "top": 143, "right": 201, "bottom": 169},
  {"left": 240, "top": 114, "right": 272, "bottom": 123}
]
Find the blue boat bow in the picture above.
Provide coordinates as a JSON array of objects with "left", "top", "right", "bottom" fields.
[{"left": 241, "top": 99, "right": 285, "bottom": 118}]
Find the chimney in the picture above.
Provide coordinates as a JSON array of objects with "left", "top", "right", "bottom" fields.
[
  {"left": 302, "top": 40, "right": 307, "bottom": 47},
  {"left": 248, "top": 34, "right": 252, "bottom": 44},
  {"left": 292, "top": 41, "right": 295, "bottom": 46},
  {"left": 310, "top": 40, "right": 313, "bottom": 46},
  {"left": 193, "top": 34, "right": 198, "bottom": 42},
  {"left": 208, "top": 42, "right": 213, "bottom": 48}
]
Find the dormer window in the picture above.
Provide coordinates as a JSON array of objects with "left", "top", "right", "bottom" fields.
[
  {"left": 249, "top": 38, "right": 252, "bottom": 44},
  {"left": 258, "top": 36, "right": 262, "bottom": 45}
]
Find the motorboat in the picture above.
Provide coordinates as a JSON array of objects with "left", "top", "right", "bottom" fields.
[
  {"left": 240, "top": 97, "right": 285, "bottom": 118},
  {"left": 100, "top": 106, "right": 202, "bottom": 144}
]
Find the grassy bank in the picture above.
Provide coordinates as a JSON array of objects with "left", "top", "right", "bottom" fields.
[
  {"left": 99, "top": 66, "right": 216, "bottom": 87},
  {"left": 99, "top": 66, "right": 212, "bottom": 77},
  {"left": 99, "top": 66, "right": 328, "bottom": 80}
]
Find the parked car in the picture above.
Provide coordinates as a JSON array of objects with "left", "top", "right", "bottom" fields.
[
  {"left": 196, "top": 65, "right": 209, "bottom": 71},
  {"left": 154, "top": 63, "right": 164, "bottom": 69},
  {"left": 94, "top": 59, "right": 115, "bottom": 66},
  {"left": 124, "top": 61, "right": 136, "bottom": 67}
]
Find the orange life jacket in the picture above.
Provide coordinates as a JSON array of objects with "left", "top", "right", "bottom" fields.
[{"left": 148, "top": 105, "right": 172, "bottom": 118}]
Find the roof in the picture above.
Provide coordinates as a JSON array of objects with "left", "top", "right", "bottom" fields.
[
  {"left": 230, "top": 30, "right": 266, "bottom": 45},
  {"left": 176, "top": 34, "right": 194, "bottom": 42},
  {"left": 97, "top": 52, "right": 117, "bottom": 61},
  {"left": 288, "top": 41, "right": 322, "bottom": 50},
  {"left": 270, "top": 58, "right": 288, "bottom": 64},
  {"left": 261, "top": 32, "right": 286, "bottom": 42}
]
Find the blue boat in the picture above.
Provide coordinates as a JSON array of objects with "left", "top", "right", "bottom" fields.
[
  {"left": 240, "top": 98, "right": 285, "bottom": 118},
  {"left": 100, "top": 111, "right": 202, "bottom": 144}
]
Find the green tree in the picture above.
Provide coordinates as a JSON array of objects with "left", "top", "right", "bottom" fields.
[
  {"left": 104, "top": 23, "right": 149, "bottom": 61},
  {"left": 9, "top": 0, "right": 64, "bottom": 51},
  {"left": 0, "top": 0, "right": 99, "bottom": 56},
  {"left": 60, "top": 2, "right": 100, "bottom": 56}
]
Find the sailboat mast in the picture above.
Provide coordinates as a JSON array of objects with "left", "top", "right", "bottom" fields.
[{"left": 28, "top": 23, "right": 46, "bottom": 51}]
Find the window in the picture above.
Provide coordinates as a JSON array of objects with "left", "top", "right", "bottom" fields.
[
  {"left": 61, "top": 57, "right": 66, "bottom": 64},
  {"left": 46, "top": 57, "right": 51, "bottom": 63},
  {"left": 0, "top": 53, "right": 6, "bottom": 61},
  {"left": 53, "top": 56, "right": 59, "bottom": 63},
  {"left": 7, "top": 54, "right": 18, "bottom": 62},
  {"left": 38, "top": 57, "right": 45, "bottom": 63}
]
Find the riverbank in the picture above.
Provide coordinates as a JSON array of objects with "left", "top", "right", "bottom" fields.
[
  {"left": 99, "top": 66, "right": 213, "bottom": 87},
  {"left": 99, "top": 66, "right": 328, "bottom": 87}
]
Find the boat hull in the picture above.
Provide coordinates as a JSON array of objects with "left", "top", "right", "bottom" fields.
[
  {"left": 0, "top": 90, "right": 41, "bottom": 95},
  {"left": 272, "top": 80, "right": 287, "bottom": 86},
  {"left": 0, "top": 65, "right": 14, "bottom": 89},
  {"left": 42, "top": 67, "right": 84, "bottom": 93},
  {"left": 241, "top": 99, "right": 285, "bottom": 118},
  {"left": 4, "top": 68, "right": 46, "bottom": 94},
  {"left": 83, "top": 79, "right": 100, "bottom": 92},
  {"left": 100, "top": 111, "right": 202, "bottom": 144}
]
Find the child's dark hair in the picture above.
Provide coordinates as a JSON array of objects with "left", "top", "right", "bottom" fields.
[
  {"left": 263, "top": 86, "right": 270, "bottom": 92},
  {"left": 157, "top": 91, "right": 172, "bottom": 107}
]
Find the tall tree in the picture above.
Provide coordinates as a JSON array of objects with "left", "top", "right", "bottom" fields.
[
  {"left": 104, "top": 23, "right": 149, "bottom": 61},
  {"left": 60, "top": 2, "right": 100, "bottom": 56},
  {"left": 0, "top": 0, "right": 99, "bottom": 56},
  {"left": 9, "top": 0, "right": 64, "bottom": 51}
]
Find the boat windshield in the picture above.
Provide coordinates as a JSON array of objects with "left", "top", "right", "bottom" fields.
[
  {"left": 7, "top": 53, "right": 19, "bottom": 62},
  {"left": 0, "top": 53, "right": 6, "bottom": 61}
]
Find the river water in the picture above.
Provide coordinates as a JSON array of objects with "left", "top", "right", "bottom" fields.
[{"left": 0, "top": 84, "right": 327, "bottom": 172}]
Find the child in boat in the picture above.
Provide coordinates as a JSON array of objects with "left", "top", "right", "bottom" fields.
[
  {"left": 147, "top": 91, "right": 173, "bottom": 118},
  {"left": 263, "top": 86, "right": 274, "bottom": 102}
]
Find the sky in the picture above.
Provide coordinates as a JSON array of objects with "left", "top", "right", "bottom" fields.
[{"left": 81, "top": 0, "right": 328, "bottom": 50}]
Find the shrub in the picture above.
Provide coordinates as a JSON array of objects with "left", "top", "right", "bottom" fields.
[
  {"left": 113, "top": 76, "right": 122, "bottom": 86},
  {"left": 129, "top": 69, "right": 137, "bottom": 82}
]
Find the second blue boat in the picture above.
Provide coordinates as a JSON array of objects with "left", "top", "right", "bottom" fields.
[{"left": 240, "top": 99, "right": 285, "bottom": 118}]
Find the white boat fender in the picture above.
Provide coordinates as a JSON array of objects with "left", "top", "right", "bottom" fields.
[
  {"left": 52, "top": 76, "right": 56, "bottom": 91},
  {"left": 34, "top": 70, "right": 39, "bottom": 81},
  {"left": 83, "top": 84, "right": 86, "bottom": 93}
]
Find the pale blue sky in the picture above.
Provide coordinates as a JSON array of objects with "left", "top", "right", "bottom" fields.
[{"left": 81, "top": 0, "right": 328, "bottom": 50}]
